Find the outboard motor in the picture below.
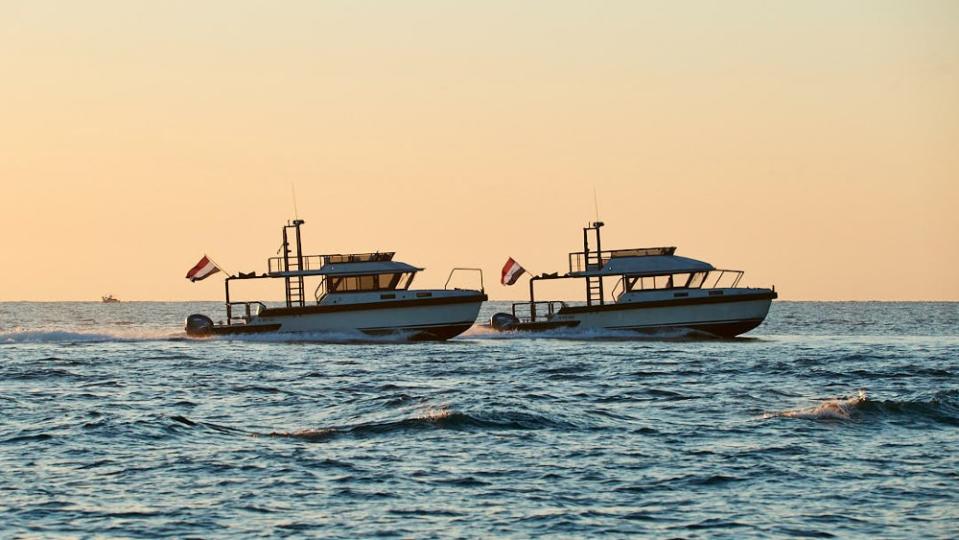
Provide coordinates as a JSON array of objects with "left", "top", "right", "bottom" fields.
[
  {"left": 490, "top": 312, "right": 520, "bottom": 331},
  {"left": 185, "top": 314, "right": 215, "bottom": 337}
]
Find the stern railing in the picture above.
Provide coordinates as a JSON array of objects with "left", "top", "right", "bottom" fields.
[
  {"left": 225, "top": 301, "right": 267, "bottom": 325},
  {"left": 511, "top": 301, "right": 567, "bottom": 323}
]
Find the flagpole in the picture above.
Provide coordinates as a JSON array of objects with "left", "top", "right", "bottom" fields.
[
  {"left": 504, "top": 259, "right": 538, "bottom": 283},
  {"left": 205, "top": 254, "right": 233, "bottom": 278}
]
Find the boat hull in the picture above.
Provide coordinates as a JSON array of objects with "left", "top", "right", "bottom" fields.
[
  {"left": 493, "top": 289, "right": 776, "bottom": 338},
  {"left": 193, "top": 292, "right": 486, "bottom": 341}
]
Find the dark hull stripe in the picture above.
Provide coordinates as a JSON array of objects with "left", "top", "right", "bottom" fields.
[
  {"left": 615, "top": 318, "right": 766, "bottom": 338},
  {"left": 259, "top": 293, "right": 487, "bottom": 317},
  {"left": 359, "top": 320, "right": 476, "bottom": 331},
  {"left": 210, "top": 323, "right": 282, "bottom": 335},
  {"left": 490, "top": 317, "right": 765, "bottom": 338},
  {"left": 511, "top": 320, "right": 581, "bottom": 332},
  {"left": 361, "top": 322, "right": 474, "bottom": 341},
  {"left": 558, "top": 291, "right": 776, "bottom": 314},
  {"left": 208, "top": 321, "right": 473, "bottom": 341}
]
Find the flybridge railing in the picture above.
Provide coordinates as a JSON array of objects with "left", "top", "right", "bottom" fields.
[
  {"left": 568, "top": 247, "right": 677, "bottom": 273},
  {"left": 268, "top": 255, "right": 324, "bottom": 274},
  {"left": 267, "top": 252, "right": 396, "bottom": 274}
]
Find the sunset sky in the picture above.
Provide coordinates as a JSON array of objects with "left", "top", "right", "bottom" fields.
[{"left": 1, "top": 1, "right": 957, "bottom": 301}]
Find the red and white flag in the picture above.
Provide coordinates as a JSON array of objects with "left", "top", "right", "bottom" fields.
[
  {"left": 501, "top": 257, "right": 526, "bottom": 286},
  {"left": 185, "top": 255, "right": 221, "bottom": 282}
]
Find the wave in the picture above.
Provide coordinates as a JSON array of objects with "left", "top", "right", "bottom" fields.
[
  {"left": 269, "top": 410, "right": 561, "bottom": 440},
  {"left": 172, "top": 405, "right": 569, "bottom": 443},
  {"left": 766, "top": 390, "right": 868, "bottom": 421},
  {"left": 764, "top": 389, "right": 959, "bottom": 425}
]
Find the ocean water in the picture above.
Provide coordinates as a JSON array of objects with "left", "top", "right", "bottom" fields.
[{"left": 1, "top": 301, "right": 957, "bottom": 538}]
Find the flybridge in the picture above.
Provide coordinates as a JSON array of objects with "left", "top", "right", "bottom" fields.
[
  {"left": 267, "top": 252, "right": 402, "bottom": 275},
  {"left": 568, "top": 246, "right": 677, "bottom": 274}
]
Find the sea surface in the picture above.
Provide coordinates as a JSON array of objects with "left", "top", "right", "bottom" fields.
[{"left": 1, "top": 301, "right": 957, "bottom": 538}]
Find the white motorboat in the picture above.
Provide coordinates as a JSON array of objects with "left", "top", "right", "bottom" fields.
[
  {"left": 487, "top": 222, "right": 776, "bottom": 338},
  {"left": 185, "top": 219, "right": 486, "bottom": 341}
]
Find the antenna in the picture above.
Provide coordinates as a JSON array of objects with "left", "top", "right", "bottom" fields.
[
  {"left": 291, "top": 181, "right": 300, "bottom": 221},
  {"left": 592, "top": 186, "right": 600, "bottom": 224}
]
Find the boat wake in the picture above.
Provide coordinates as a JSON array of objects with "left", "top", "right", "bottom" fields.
[
  {"left": 763, "top": 389, "right": 959, "bottom": 425},
  {"left": 3, "top": 324, "right": 739, "bottom": 344},
  {"left": 462, "top": 325, "right": 729, "bottom": 342},
  {"left": 1, "top": 328, "right": 181, "bottom": 344},
  {"left": 204, "top": 329, "right": 427, "bottom": 345},
  {"left": 1, "top": 327, "right": 421, "bottom": 345}
]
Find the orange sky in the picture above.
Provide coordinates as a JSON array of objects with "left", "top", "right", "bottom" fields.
[{"left": 1, "top": 1, "right": 957, "bottom": 301}]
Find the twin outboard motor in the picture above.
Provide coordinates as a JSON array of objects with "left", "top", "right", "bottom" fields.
[
  {"left": 185, "top": 314, "right": 215, "bottom": 337},
  {"left": 489, "top": 312, "right": 520, "bottom": 331}
]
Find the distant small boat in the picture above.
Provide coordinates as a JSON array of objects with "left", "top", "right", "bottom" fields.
[{"left": 101, "top": 294, "right": 120, "bottom": 303}]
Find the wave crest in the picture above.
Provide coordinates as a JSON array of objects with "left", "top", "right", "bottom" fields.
[
  {"left": 767, "top": 390, "right": 867, "bottom": 421},
  {"left": 764, "top": 390, "right": 959, "bottom": 425}
]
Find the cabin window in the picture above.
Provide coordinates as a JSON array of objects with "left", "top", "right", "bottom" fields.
[
  {"left": 325, "top": 271, "right": 416, "bottom": 293},
  {"left": 376, "top": 273, "right": 394, "bottom": 289},
  {"left": 688, "top": 272, "right": 706, "bottom": 289},
  {"left": 358, "top": 275, "right": 375, "bottom": 291},
  {"left": 376, "top": 273, "right": 403, "bottom": 290},
  {"left": 326, "top": 276, "right": 360, "bottom": 293},
  {"left": 632, "top": 274, "right": 693, "bottom": 291}
]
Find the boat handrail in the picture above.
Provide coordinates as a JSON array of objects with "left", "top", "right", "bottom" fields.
[
  {"left": 705, "top": 269, "right": 744, "bottom": 288},
  {"left": 511, "top": 300, "right": 567, "bottom": 323},
  {"left": 611, "top": 277, "right": 625, "bottom": 302},
  {"left": 444, "top": 268, "right": 484, "bottom": 293},
  {"left": 225, "top": 301, "right": 267, "bottom": 325},
  {"left": 267, "top": 252, "right": 396, "bottom": 274}
]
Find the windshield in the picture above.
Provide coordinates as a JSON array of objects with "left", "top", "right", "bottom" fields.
[
  {"left": 317, "top": 272, "right": 416, "bottom": 298},
  {"left": 626, "top": 272, "right": 707, "bottom": 291},
  {"left": 624, "top": 270, "right": 742, "bottom": 291}
]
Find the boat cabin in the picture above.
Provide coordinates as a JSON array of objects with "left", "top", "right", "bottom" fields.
[
  {"left": 515, "top": 222, "right": 747, "bottom": 323},
  {"left": 302, "top": 253, "right": 421, "bottom": 300},
  {"left": 219, "top": 219, "right": 482, "bottom": 326},
  {"left": 186, "top": 218, "right": 487, "bottom": 339}
]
